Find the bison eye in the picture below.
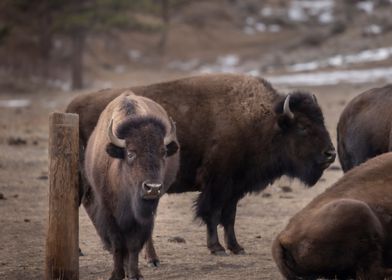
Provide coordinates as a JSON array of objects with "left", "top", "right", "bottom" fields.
[
  {"left": 297, "top": 124, "right": 308, "bottom": 134},
  {"left": 127, "top": 151, "right": 136, "bottom": 161}
]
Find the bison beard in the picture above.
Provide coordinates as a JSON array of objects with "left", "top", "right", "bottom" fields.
[{"left": 66, "top": 73, "right": 335, "bottom": 256}]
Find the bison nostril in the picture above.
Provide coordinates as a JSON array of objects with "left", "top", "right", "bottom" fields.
[{"left": 142, "top": 181, "right": 163, "bottom": 194}]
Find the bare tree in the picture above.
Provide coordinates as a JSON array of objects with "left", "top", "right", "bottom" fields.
[{"left": 157, "top": 0, "right": 170, "bottom": 55}]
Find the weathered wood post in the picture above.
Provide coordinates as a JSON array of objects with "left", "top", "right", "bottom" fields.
[{"left": 45, "top": 112, "right": 79, "bottom": 280}]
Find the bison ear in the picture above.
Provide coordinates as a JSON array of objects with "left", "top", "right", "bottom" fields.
[
  {"left": 106, "top": 143, "right": 125, "bottom": 159},
  {"left": 166, "top": 141, "right": 179, "bottom": 157}
]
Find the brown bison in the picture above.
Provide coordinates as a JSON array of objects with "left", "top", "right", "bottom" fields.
[
  {"left": 273, "top": 152, "right": 392, "bottom": 280},
  {"left": 67, "top": 73, "right": 335, "bottom": 256},
  {"left": 337, "top": 84, "right": 392, "bottom": 172},
  {"left": 82, "top": 91, "right": 179, "bottom": 280}
]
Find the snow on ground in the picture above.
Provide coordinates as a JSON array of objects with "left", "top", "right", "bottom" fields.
[
  {"left": 288, "top": 0, "right": 334, "bottom": 24},
  {"left": 0, "top": 99, "right": 31, "bottom": 108},
  {"left": 287, "top": 47, "right": 392, "bottom": 72},
  {"left": 267, "top": 67, "right": 392, "bottom": 86}
]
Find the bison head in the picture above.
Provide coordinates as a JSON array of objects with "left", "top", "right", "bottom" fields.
[
  {"left": 274, "top": 93, "right": 335, "bottom": 186},
  {"left": 105, "top": 116, "right": 179, "bottom": 222}
]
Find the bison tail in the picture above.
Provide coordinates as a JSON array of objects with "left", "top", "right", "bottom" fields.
[{"left": 272, "top": 236, "right": 299, "bottom": 279}]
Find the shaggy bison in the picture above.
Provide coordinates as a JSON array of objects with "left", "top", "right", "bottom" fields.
[
  {"left": 82, "top": 91, "right": 179, "bottom": 280},
  {"left": 337, "top": 84, "right": 392, "bottom": 172},
  {"left": 273, "top": 153, "right": 392, "bottom": 280},
  {"left": 67, "top": 73, "right": 335, "bottom": 255}
]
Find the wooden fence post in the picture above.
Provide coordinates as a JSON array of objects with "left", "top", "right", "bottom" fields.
[{"left": 45, "top": 112, "right": 79, "bottom": 280}]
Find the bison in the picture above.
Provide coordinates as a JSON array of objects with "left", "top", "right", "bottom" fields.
[
  {"left": 67, "top": 73, "right": 335, "bottom": 256},
  {"left": 82, "top": 91, "right": 179, "bottom": 280},
  {"left": 272, "top": 152, "right": 392, "bottom": 279},
  {"left": 337, "top": 84, "right": 392, "bottom": 172}
]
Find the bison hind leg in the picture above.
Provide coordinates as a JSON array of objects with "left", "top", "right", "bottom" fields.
[{"left": 194, "top": 188, "right": 227, "bottom": 255}]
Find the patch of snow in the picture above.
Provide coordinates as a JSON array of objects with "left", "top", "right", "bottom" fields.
[
  {"left": 288, "top": 5, "right": 307, "bottom": 22},
  {"left": 167, "top": 59, "right": 200, "bottom": 72},
  {"left": 199, "top": 55, "right": 240, "bottom": 74},
  {"left": 289, "top": 61, "right": 321, "bottom": 72},
  {"left": 0, "top": 99, "right": 31, "bottom": 108},
  {"left": 318, "top": 11, "right": 333, "bottom": 24},
  {"left": 128, "top": 49, "right": 141, "bottom": 61},
  {"left": 218, "top": 55, "right": 239, "bottom": 67},
  {"left": 363, "top": 24, "right": 382, "bottom": 35},
  {"left": 243, "top": 20, "right": 281, "bottom": 34},
  {"left": 289, "top": 0, "right": 334, "bottom": 23},
  {"left": 247, "top": 69, "right": 261, "bottom": 76},
  {"left": 288, "top": 47, "right": 392, "bottom": 72},
  {"left": 357, "top": 1, "right": 374, "bottom": 14},
  {"left": 268, "top": 67, "right": 392, "bottom": 86},
  {"left": 47, "top": 79, "right": 71, "bottom": 91},
  {"left": 255, "top": 22, "right": 266, "bottom": 32}
]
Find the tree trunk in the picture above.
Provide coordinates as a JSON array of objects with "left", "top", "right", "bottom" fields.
[
  {"left": 38, "top": 11, "right": 53, "bottom": 79},
  {"left": 157, "top": 0, "right": 170, "bottom": 55},
  {"left": 71, "top": 30, "right": 85, "bottom": 90}
]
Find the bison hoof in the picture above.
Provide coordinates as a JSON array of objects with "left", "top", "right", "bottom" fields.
[
  {"left": 230, "top": 248, "right": 245, "bottom": 255},
  {"left": 147, "top": 259, "right": 160, "bottom": 268},
  {"left": 210, "top": 249, "right": 228, "bottom": 256}
]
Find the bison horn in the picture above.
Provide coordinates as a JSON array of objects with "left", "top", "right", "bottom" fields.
[
  {"left": 283, "top": 95, "right": 294, "bottom": 119},
  {"left": 312, "top": 94, "right": 318, "bottom": 104},
  {"left": 164, "top": 117, "right": 176, "bottom": 145},
  {"left": 107, "top": 119, "right": 126, "bottom": 148}
]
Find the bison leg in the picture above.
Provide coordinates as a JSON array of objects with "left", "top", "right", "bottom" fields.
[
  {"left": 221, "top": 199, "right": 244, "bottom": 254},
  {"left": 144, "top": 235, "right": 160, "bottom": 267},
  {"left": 206, "top": 209, "right": 227, "bottom": 255},
  {"left": 126, "top": 251, "right": 143, "bottom": 280},
  {"left": 109, "top": 247, "right": 125, "bottom": 280}
]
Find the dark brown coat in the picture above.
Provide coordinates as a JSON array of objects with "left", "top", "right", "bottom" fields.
[
  {"left": 83, "top": 91, "right": 179, "bottom": 280},
  {"left": 273, "top": 152, "right": 392, "bottom": 280},
  {"left": 337, "top": 84, "right": 392, "bottom": 172},
  {"left": 67, "top": 73, "right": 335, "bottom": 255}
]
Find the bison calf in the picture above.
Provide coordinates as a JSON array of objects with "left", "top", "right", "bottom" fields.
[
  {"left": 273, "top": 152, "right": 392, "bottom": 280},
  {"left": 83, "top": 91, "right": 179, "bottom": 280},
  {"left": 337, "top": 84, "right": 392, "bottom": 172}
]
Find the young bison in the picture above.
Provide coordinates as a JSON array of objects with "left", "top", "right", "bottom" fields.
[
  {"left": 83, "top": 91, "right": 179, "bottom": 280},
  {"left": 67, "top": 73, "right": 335, "bottom": 256},
  {"left": 273, "top": 152, "right": 392, "bottom": 279}
]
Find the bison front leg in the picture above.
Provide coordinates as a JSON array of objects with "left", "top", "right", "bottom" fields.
[
  {"left": 221, "top": 199, "right": 244, "bottom": 255},
  {"left": 144, "top": 235, "right": 160, "bottom": 267},
  {"left": 110, "top": 247, "right": 126, "bottom": 280},
  {"left": 126, "top": 251, "right": 143, "bottom": 280}
]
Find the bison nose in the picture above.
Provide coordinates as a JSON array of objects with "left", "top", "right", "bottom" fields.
[
  {"left": 142, "top": 181, "right": 162, "bottom": 200},
  {"left": 324, "top": 148, "right": 336, "bottom": 163}
]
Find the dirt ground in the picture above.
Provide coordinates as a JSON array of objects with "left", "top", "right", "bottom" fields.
[{"left": 0, "top": 70, "right": 385, "bottom": 279}]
